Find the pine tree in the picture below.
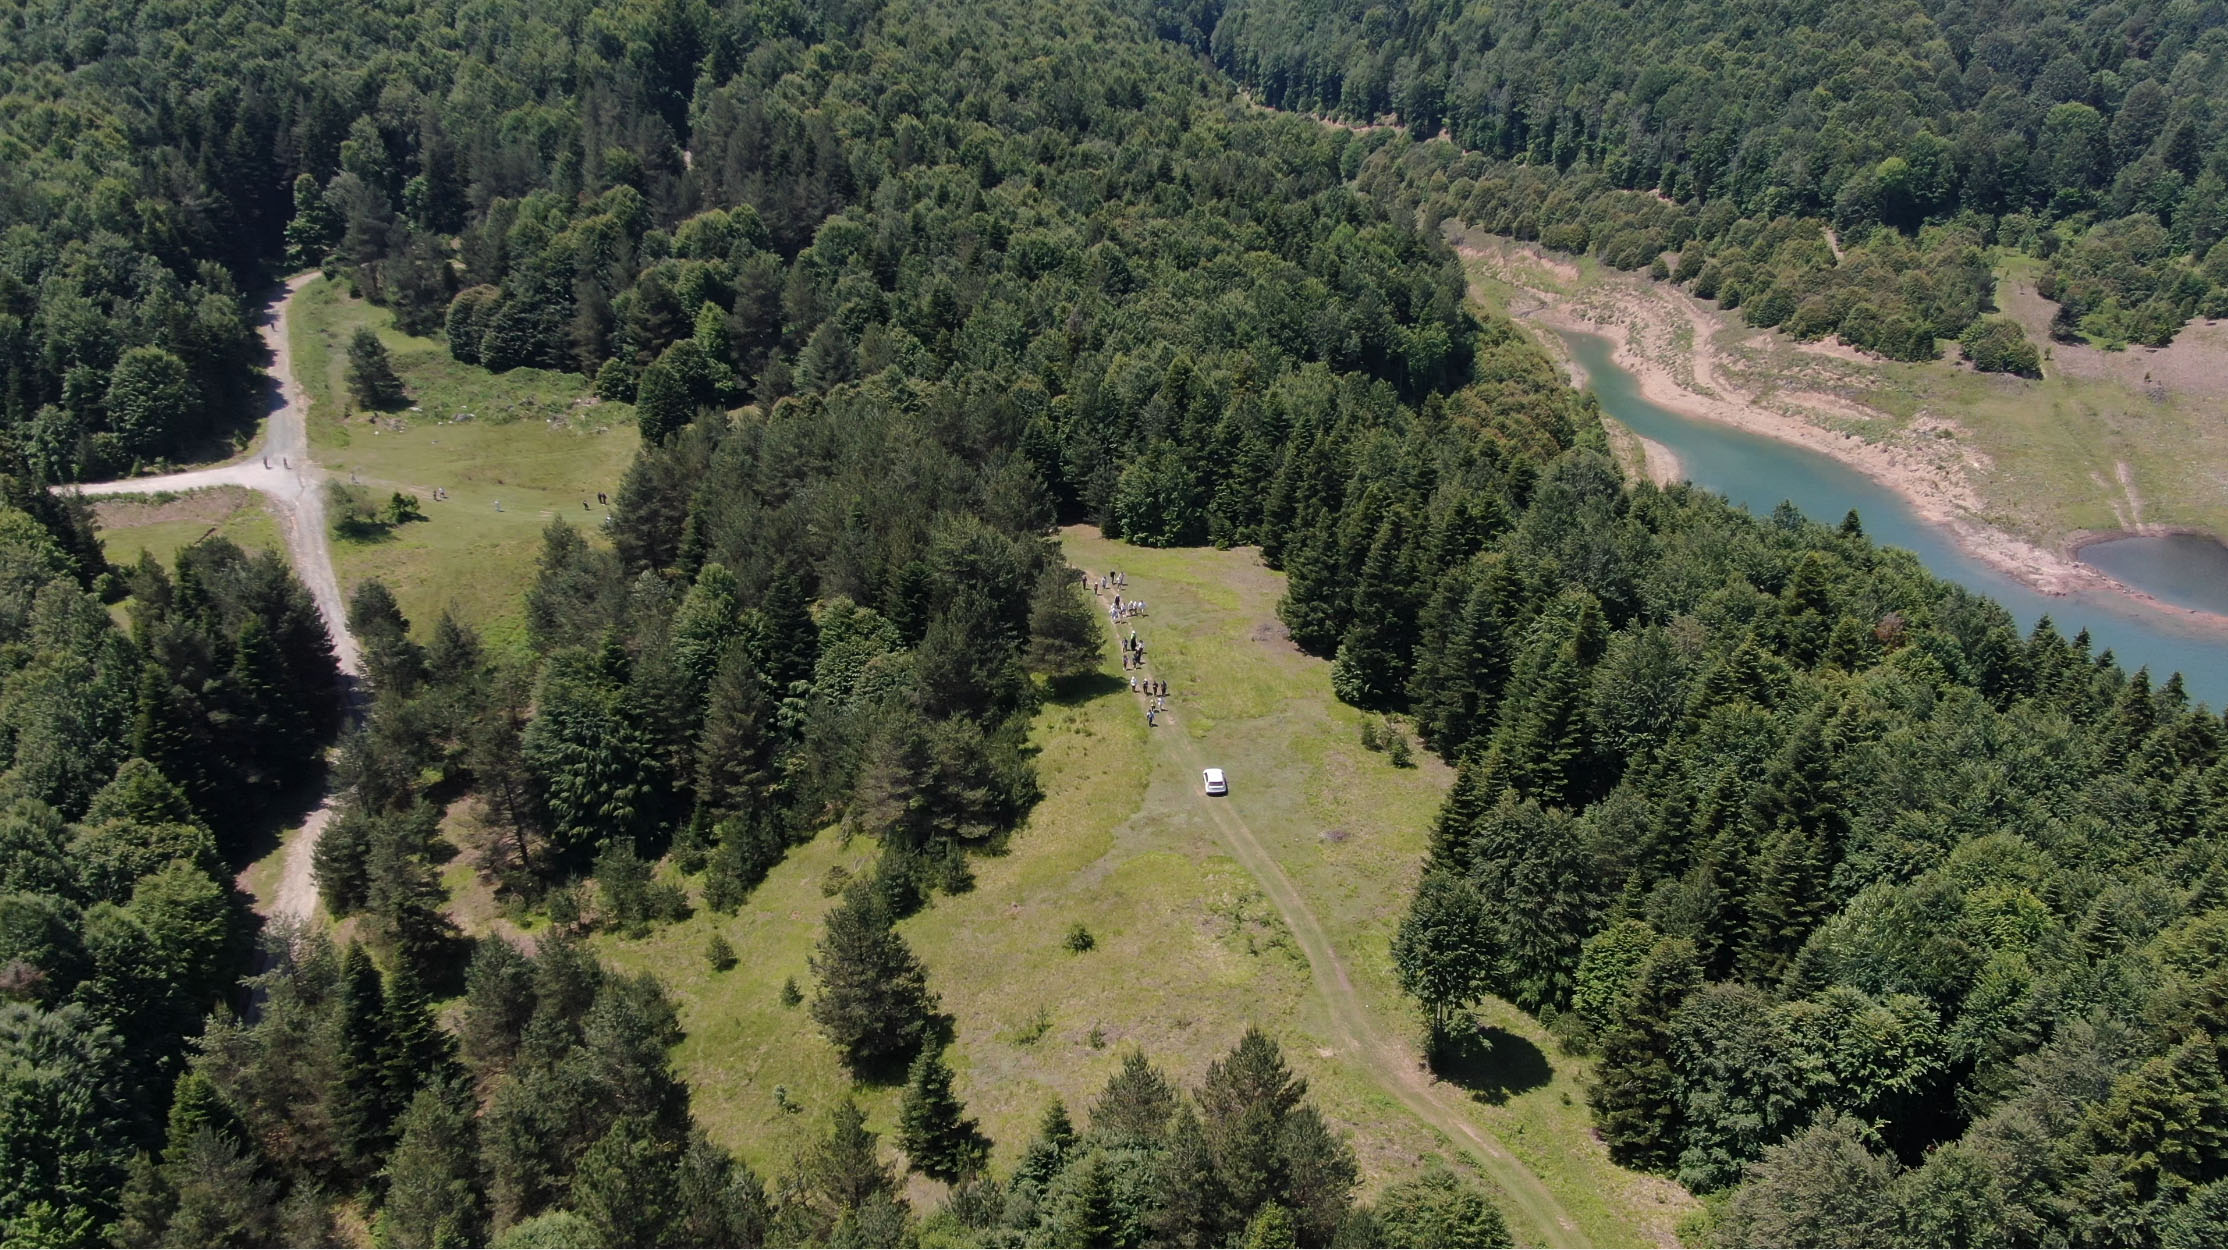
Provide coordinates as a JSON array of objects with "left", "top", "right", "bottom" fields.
[
  {"left": 1054, "top": 1152, "right": 1121, "bottom": 1249},
  {"left": 1329, "top": 509, "right": 1419, "bottom": 710},
  {"left": 572, "top": 1116, "right": 683, "bottom": 1246},
  {"left": 225, "top": 617, "right": 315, "bottom": 785},
  {"left": 808, "top": 883, "right": 940, "bottom": 1073},
  {"left": 381, "top": 956, "right": 453, "bottom": 1103},
  {"left": 331, "top": 943, "right": 401, "bottom": 1177},
  {"left": 695, "top": 647, "right": 778, "bottom": 820},
  {"left": 798, "top": 1099, "right": 900, "bottom": 1217},
  {"left": 349, "top": 579, "right": 427, "bottom": 699},
  {"left": 346, "top": 328, "right": 407, "bottom": 409},
  {"left": 1735, "top": 821, "right": 1830, "bottom": 985},
  {"left": 1026, "top": 567, "right": 1104, "bottom": 682},
  {"left": 1411, "top": 555, "right": 1522, "bottom": 757},
  {"left": 1197, "top": 1028, "right": 1308, "bottom": 1219},
  {"left": 671, "top": 1135, "right": 771, "bottom": 1247},
  {"left": 161, "top": 1126, "right": 279, "bottom": 1247},
  {"left": 1013, "top": 1100, "right": 1076, "bottom": 1193},
  {"left": 1590, "top": 937, "right": 1702, "bottom": 1171},
  {"left": 376, "top": 1080, "right": 486, "bottom": 1249},
  {"left": 898, "top": 1046, "right": 991, "bottom": 1182},
  {"left": 1089, "top": 1050, "right": 1180, "bottom": 1146},
  {"left": 1151, "top": 1105, "right": 1229, "bottom": 1248},
  {"left": 1485, "top": 601, "right": 1597, "bottom": 806},
  {"left": 753, "top": 568, "right": 821, "bottom": 695},
  {"left": 1276, "top": 513, "right": 1347, "bottom": 655}
]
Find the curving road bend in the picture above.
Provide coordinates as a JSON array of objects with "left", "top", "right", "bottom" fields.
[{"left": 63, "top": 273, "right": 361, "bottom": 924}]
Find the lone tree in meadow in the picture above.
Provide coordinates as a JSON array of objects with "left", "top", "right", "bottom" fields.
[
  {"left": 809, "top": 882, "right": 940, "bottom": 1074},
  {"left": 346, "top": 328, "right": 407, "bottom": 409}
]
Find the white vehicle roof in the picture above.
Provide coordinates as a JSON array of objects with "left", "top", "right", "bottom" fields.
[{"left": 1203, "top": 768, "right": 1225, "bottom": 781}]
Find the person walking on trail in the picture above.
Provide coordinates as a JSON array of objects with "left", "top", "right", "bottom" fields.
[{"left": 1147, "top": 709, "right": 1156, "bottom": 727}]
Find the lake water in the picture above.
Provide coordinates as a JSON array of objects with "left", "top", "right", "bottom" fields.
[
  {"left": 1558, "top": 328, "right": 2228, "bottom": 708},
  {"left": 2078, "top": 533, "right": 2228, "bottom": 618}
]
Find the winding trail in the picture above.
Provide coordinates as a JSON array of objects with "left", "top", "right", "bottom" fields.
[
  {"left": 1163, "top": 725, "right": 1584, "bottom": 1246},
  {"left": 66, "top": 274, "right": 361, "bottom": 924},
  {"left": 1102, "top": 587, "right": 1588, "bottom": 1247}
]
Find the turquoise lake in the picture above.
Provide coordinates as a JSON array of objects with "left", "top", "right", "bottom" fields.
[{"left": 1558, "top": 328, "right": 2228, "bottom": 709}]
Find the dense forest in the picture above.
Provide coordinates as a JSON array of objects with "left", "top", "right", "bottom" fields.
[
  {"left": 1168, "top": 0, "right": 2228, "bottom": 355},
  {"left": 6, "top": 0, "right": 2228, "bottom": 1243}
]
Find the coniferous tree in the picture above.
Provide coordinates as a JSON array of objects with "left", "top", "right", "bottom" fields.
[
  {"left": 1026, "top": 567, "right": 1105, "bottom": 683},
  {"left": 1091, "top": 1050, "right": 1181, "bottom": 1146},
  {"left": 346, "top": 329, "right": 408, "bottom": 410},
  {"left": 160, "top": 1127, "right": 279, "bottom": 1248},
  {"left": 808, "top": 883, "right": 940, "bottom": 1073},
  {"left": 1590, "top": 937, "right": 1702, "bottom": 1171},
  {"left": 330, "top": 943, "right": 401, "bottom": 1177},
  {"left": 1152, "top": 1105, "right": 1229, "bottom": 1248},
  {"left": 754, "top": 568, "right": 821, "bottom": 696},
  {"left": 1329, "top": 509, "right": 1418, "bottom": 710},
  {"left": 898, "top": 1046, "right": 990, "bottom": 1182},
  {"left": 694, "top": 646, "right": 778, "bottom": 821},
  {"left": 376, "top": 1080, "right": 487, "bottom": 1249}
]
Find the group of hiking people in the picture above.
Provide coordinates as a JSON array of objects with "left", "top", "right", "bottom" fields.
[{"left": 1093, "top": 568, "right": 1173, "bottom": 728}]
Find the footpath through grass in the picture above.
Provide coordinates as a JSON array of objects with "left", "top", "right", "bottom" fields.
[
  {"left": 288, "top": 277, "right": 640, "bottom": 652},
  {"left": 595, "top": 529, "right": 1689, "bottom": 1245}
]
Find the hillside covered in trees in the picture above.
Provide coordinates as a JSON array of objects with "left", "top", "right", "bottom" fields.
[
  {"left": 1170, "top": 0, "right": 2228, "bottom": 355},
  {"left": 5, "top": 0, "right": 2228, "bottom": 1244}
]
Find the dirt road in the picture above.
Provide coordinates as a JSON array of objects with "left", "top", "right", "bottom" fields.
[
  {"left": 67, "top": 274, "right": 360, "bottom": 924},
  {"left": 1105, "top": 603, "right": 1588, "bottom": 1246}
]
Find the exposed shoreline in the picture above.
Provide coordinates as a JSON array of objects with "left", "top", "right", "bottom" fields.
[
  {"left": 1461, "top": 236, "right": 2228, "bottom": 637},
  {"left": 2068, "top": 525, "right": 2228, "bottom": 556}
]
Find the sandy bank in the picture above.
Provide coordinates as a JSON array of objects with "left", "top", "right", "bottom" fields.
[{"left": 1455, "top": 234, "right": 2228, "bottom": 635}]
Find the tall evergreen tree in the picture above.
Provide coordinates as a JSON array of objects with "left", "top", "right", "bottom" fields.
[
  {"left": 345, "top": 329, "right": 407, "bottom": 410},
  {"left": 376, "top": 1080, "right": 486, "bottom": 1249},
  {"left": 898, "top": 1046, "right": 991, "bottom": 1182},
  {"left": 694, "top": 645, "right": 778, "bottom": 821},
  {"left": 808, "top": 883, "right": 940, "bottom": 1073},
  {"left": 331, "top": 943, "right": 401, "bottom": 1177},
  {"left": 752, "top": 568, "right": 821, "bottom": 696},
  {"left": 1590, "top": 937, "right": 1703, "bottom": 1171},
  {"left": 1329, "top": 508, "right": 1419, "bottom": 710}
]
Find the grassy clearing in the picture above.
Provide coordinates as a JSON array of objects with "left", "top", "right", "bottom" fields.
[
  {"left": 582, "top": 529, "right": 1684, "bottom": 1245},
  {"left": 91, "top": 486, "right": 281, "bottom": 568},
  {"left": 288, "top": 277, "right": 640, "bottom": 653}
]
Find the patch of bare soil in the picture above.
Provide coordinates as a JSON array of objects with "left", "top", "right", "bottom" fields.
[
  {"left": 2000, "top": 279, "right": 2228, "bottom": 401},
  {"left": 95, "top": 484, "right": 260, "bottom": 529}
]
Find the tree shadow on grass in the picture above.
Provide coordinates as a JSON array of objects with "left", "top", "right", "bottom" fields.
[
  {"left": 1430, "top": 1024, "right": 1554, "bottom": 1106},
  {"left": 1045, "top": 669, "right": 1129, "bottom": 706}
]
